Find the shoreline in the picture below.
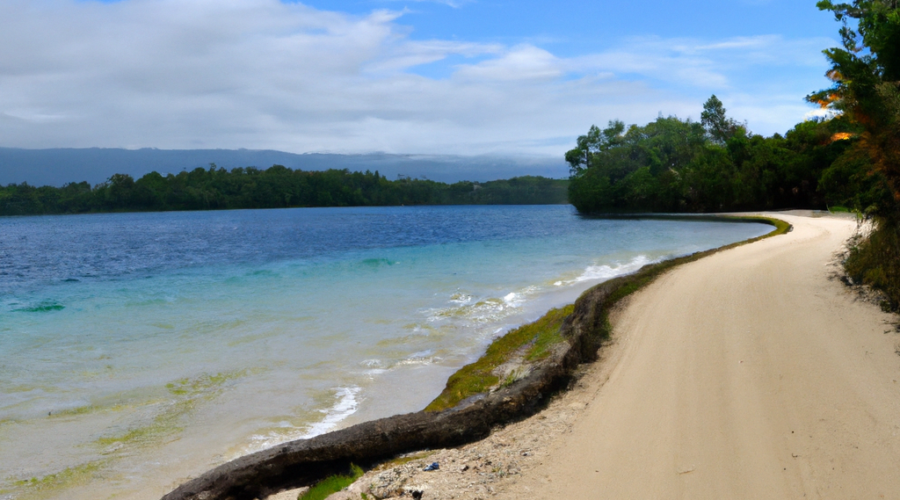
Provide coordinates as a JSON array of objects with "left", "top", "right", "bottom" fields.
[
  {"left": 496, "top": 211, "right": 900, "bottom": 498},
  {"left": 2, "top": 210, "right": 772, "bottom": 500},
  {"left": 162, "top": 214, "right": 790, "bottom": 500},
  {"left": 322, "top": 211, "right": 898, "bottom": 500}
]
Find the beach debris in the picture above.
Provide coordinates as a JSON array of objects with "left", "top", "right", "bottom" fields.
[
  {"left": 403, "top": 486, "right": 425, "bottom": 499},
  {"left": 423, "top": 462, "right": 440, "bottom": 472}
]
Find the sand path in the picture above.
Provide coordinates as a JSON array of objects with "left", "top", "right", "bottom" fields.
[{"left": 499, "top": 214, "right": 900, "bottom": 500}]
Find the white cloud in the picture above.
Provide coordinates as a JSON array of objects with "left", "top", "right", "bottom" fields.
[
  {"left": 454, "top": 45, "right": 562, "bottom": 81},
  {"left": 0, "top": 0, "right": 834, "bottom": 157}
]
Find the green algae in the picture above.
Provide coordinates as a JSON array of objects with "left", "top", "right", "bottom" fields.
[
  {"left": 95, "top": 370, "right": 247, "bottom": 448},
  {"left": 51, "top": 404, "right": 112, "bottom": 418},
  {"left": 7, "top": 459, "right": 110, "bottom": 499},
  {"left": 165, "top": 371, "right": 244, "bottom": 396},
  {"left": 425, "top": 304, "right": 574, "bottom": 412},
  {"left": 425, "top": 216, "right": 790, "bottom": 413}
]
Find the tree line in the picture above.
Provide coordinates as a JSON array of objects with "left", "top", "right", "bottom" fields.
[
  {"left": 0, "top": 168, "right": 568, "bottom": 216},
  {"left": 565, "top": 97, "right": 889, "bottom": 214},
  {"left": 566, "top": 0, "right": 900, "bottom": 309}
]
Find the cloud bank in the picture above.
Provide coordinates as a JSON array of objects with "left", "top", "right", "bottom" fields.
[{"left": 0, "top": 0, "right": 835, "bottom": 156}]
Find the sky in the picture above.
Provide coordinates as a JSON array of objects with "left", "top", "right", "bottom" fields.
[{"left": 0, "top": 0, "right": 843, "bottom": 158}]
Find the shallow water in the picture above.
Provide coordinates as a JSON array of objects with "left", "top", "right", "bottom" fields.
[{"left": 0, "top": 206, "right": 769, "bottom": 499}]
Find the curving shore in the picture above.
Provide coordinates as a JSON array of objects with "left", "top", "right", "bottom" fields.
[
  {"left": 496, "top": 212, "right": 900, "bottom": 499},
  {"left": 162, "top": 214, "right": 792, "bottom": 500},
  {"left": 269, "top": 212, "right": 900, "bottom": 500}
]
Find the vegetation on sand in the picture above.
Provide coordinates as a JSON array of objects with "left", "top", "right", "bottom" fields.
[
  {"left": 298, "top": 464, "right": 364, "bottom": 500},
  {"left": 425, "top": 305, "right": 574, "bottom": 412}
]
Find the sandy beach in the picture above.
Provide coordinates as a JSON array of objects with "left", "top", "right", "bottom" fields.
[
  {"left": 501, "top": 212, "right": 900, "bottom": 499},
  {"left": 319, "top": 212, "right": 900, "bottom": 500}
]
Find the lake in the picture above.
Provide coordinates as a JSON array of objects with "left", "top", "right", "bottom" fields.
[{"left": 0, "top": 205, "right": 769, "bottom": 499}]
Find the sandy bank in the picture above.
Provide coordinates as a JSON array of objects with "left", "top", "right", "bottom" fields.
[
  {"left": 495, "top": 213, "right": 900, "bottom": 499},
  {"left": 319, "top": 213, "right": 900, "bottom": 500}
]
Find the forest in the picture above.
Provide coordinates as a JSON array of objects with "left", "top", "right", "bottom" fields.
[
  {"left": 0, "top": 169, "right": 567, "bottom": 215},
  {"left": 567, "top": 0, "right": 900, "bottom": 309},
  {"left": 565, "top": 104, "right": 887, "bottom": 214}
]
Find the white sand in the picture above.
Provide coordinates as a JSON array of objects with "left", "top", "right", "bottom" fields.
[{"left": 495, "top": 213, "right": 900, "bottom": 499}]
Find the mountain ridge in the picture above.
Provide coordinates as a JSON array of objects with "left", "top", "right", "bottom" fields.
[{"left": 0, "top": 147, "right": 568, "bottom": 187}]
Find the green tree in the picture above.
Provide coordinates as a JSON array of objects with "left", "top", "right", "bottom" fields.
[
  {"left": 812, "top": 0, "right": 900, "bottom": 310},
  {"left": 701, "top": 95, "right": 741, "bottom": 144},
  {"left": 564, "top": 121, "right": 625, "bottom": 175},
  {"left": 809, "top": 0, "right": 900, "bottom": 213}
]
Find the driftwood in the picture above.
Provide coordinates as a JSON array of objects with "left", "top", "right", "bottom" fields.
[{"left": 162, "top": 278, "right": 618, "bottom": 500}]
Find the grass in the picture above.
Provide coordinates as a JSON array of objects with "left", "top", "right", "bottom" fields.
[
  {"left": 424, "top": 305, "right": 573, "bottom": 412},
  {"left": 423, "top": 215, "right": 790, "bottom": 413},
  {"left": 298, "top": 464, "right": 364, "bottom": 500}
]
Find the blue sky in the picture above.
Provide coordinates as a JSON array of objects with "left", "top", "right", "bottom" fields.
[{"left": 0, "top": 0, "right": 841, "bottom": 157}]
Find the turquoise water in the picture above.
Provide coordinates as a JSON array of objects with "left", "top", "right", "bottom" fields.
[{"left": 0, "top": 206, "right": 769, "bottom": 499}]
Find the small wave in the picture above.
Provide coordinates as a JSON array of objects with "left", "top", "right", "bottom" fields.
[
  {"left": 429, "top": 285, "right": 542, "bottom": 325},
  {"left": 426, "top": 297, "right": 508, "bottom": 324},
  {"left": 360, "top": 360, "right": 389, "bottom": 377},
  {"left": 554, "top": 255, "right": 654, "bottom": 287},
  {"left": 12, "top": 300, "right": 65, "bottom": 313},
  {"left": 502, "top": 287, "right": 537, "bottom": 307},
  {"left": 244, "top": 386, "right": 361, "bottom": 454},
  {"left": 426, "top": 285, "right": 542, "bottom": 324},
  {"left": 449, "top": 292, "right": 473, "bottom": 305},
  {"left": 297, "top": 386, "right": 360, "bottom": 439},
  {"left": 394, "top": 350, "right": 440, "bottom": 368}
]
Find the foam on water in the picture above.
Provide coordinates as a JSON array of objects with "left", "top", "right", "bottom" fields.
[
  {"left": 245, "top": 386, "right": 362, "bottom": 453},
  {"left": 0, "top": 206, "right": 771, "bottom": 499},
  {"left": 554, "top": 255, "right": 655, "bottom": 287}
]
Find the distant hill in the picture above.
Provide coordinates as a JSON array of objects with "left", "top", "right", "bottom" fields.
[{"left": 0, "top": 148, "right": 568, "bottom": 187}]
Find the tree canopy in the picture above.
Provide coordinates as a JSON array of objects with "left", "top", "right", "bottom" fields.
[
  {"left": 810, "top": 0, "right": 900, "bottom": 310},
  {"left": 808, "top": 0, "right": 900, "bottom": 217},
  {"left": 565, "top": 98, "right": 885, "bottom": 214},
  {"left": 0, "top": 168, "right": 568, "bottom": 216}
]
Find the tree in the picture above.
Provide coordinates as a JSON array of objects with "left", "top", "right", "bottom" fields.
[
  {"left": 564, "top": 120, "right": 625, "bottom": 174},
  {"left": 813, "top": 0, "right": 900, "bottom": 310},
  {"left": 701, "top": 95, "right": 740, "bottom": 144},
  {"left": 809, "top": 0, "right": 900, "bottom": 214}
]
